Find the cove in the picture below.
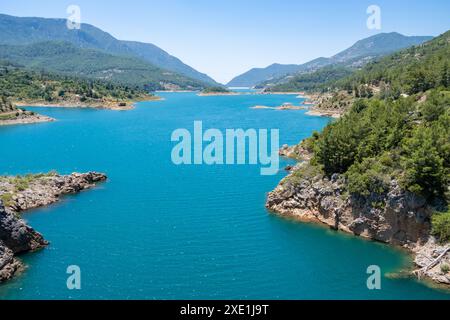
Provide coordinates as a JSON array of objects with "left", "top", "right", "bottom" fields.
[{"left": 0, "top": 92, "right": 448, "bottom": 300}]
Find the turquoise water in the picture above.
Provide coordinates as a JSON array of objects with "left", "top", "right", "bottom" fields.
[{"left": 0, "top": 92, "right": 448, "bottom": 300}]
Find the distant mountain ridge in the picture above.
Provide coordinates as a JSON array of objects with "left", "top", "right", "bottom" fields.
[
  {"left": 227, "top": 32, "right": 433, "bottom": 88},
  {"left": 0, "top": 13, "right": 218, "bottom": 85},
  {"left": 0, "top": 41, "right": 206, "bottom": 90}
]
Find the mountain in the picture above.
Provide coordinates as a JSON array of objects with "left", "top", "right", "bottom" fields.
[
  {"left": 267, "top": 65, "right": 354, "bottom": 93},
  {"left": 227, "top": 32, "right": 432, "bottom": 88},
  {"left": 122, "top": 41, "right": 216, "bottom": 85},
  {"left": 0, "top": 13, "right": 218, "bottom": 85},
  {"left": 227, "top": 63, "right": 305, "bottom": 88},
  {"left": 331, "top": 32, "right": 433, "bottom": 63},
  {"left": 274, "top": 30, "right": 450, "bottom": 109},
  {"left": 229, "top": 58, "right": 330, "bottom": 88},
  {"left": 335, "top": 30, "right": 450, "bottom": 96},
  {"left": 0, "top": 41, "right": 205, "bottom": 90}
]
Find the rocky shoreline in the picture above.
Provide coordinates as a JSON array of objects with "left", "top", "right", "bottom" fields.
[
  {"left": 197, "top": 92, "right": 240, "bottom": 96},
  {"left": 251, "top": 104, "right": 308, "bottom": 111},
  {"left": 305, "top": 109, "right": 342, "bottom": 118},
  {"left": 14, "top": 96, "right": 161, "bottom": 111},
  {"left": 0, "top": 109, "right": 55, "bottom": 126},
  {"left": 266, "top": 148, "right": 450, "bottom": 287},
  {"left": 300, "top": 92, "right": 353, "bottom": 118},
  {"left": 0, "top": 172, "right": 107, "bottom": 283}
]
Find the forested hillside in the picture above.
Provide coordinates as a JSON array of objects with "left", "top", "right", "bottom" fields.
[
  {"left": 0, "top": 13, "right": 218, "bottom": 85},
  {"left": 336, "top": 31, "right": 450, "bottom": 98},
  {"left": 0, "top": 62, "right": 154, "bottom": 106},
  {"left": 0, "top": 41, "right": 207, "bottom": 90},
  {"left": 286, "top": 31, "right": 450, "bottom": 241},
  {"left": 267, "top": 66, "right": 353, "bottom": 92},
  {"left": 229, "top": 32, "right": 431, "bottom": 88},
  {"left": 267, "top": 32, "right": 443, "bottom": 94}
]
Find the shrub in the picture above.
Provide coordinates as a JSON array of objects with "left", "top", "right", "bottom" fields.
[
  {"left": 13, "top": 176, "right": 29, "bottom": 191},
  {"left": 401, "top": 125, "right": 447, "bottom": 199},
  {"left": 346, "top": 157, "right": 391, "bottom": 196},
  {"left": 432, "top": 211, "right": 450, "bottom": 243},
  {"left": 441, "top": 264, "right": 450, "bottom": 274},
  {"left": 0, "top": 193, "right": 14, "bottom": 207},
  {"left": 286, "top": 163, "right": 323, "bottom": 185}
]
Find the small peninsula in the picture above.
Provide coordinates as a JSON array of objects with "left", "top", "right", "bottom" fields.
[
  {"left": 0, "top": 64, "right": 159, "bottom": 122},
  {"left": 0, "top": 98, "right": 54, "bottom": 126},
  {"left": 197, "top": 86, "right": 236, "bottom": 96},
  {"left": 0, "top": 172, "right": 107, "bottom": 283}
]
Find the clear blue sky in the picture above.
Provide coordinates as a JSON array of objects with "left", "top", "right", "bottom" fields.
[{"left": 1, "top": 0, "right": 449, "bottom": 83}]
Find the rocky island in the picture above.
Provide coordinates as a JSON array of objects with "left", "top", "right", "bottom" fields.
[{"left": 0, "top": 172, "right": 107, "bottom": 282}]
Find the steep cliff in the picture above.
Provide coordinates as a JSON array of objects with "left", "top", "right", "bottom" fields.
[
  {"left": 266, "top": 161, "right": 450, "bottom": 286},
  {"left": 0, "top": 200, "right": 47, "bottom": 282}
]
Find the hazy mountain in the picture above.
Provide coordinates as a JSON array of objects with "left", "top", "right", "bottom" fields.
[
  {"left": 331, "top": 32, "right": 433, "bottom": 63},
  {"left": 122, "top": 41, "right": 216, "bottom": 85},
  {"left": 0, "top": 13, "right": 218, "bottom": 85},
  {"left": 227, "top": 32, "right": 433, "bottom": 88},
  {"left": 227, "top": 63, "right": 304, "bottom": 88}
]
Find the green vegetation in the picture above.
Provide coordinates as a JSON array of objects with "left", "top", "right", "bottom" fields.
[
  {"left": 202, "top": 86, "right": 231, "bottom": 94},
  {"left": 311, "top": 90, "right": 449, "bottom": 200},
  {"left": 0, "top": 41, "right": 208, "bottom": 91},
  {"left": 268, "top": 66, "right": 353, "bottom": 92},
  {"left": 0, "top": 111, "right": 20, "bottom": 120},
  {"left": 0, "top": 172, "right": 59, "bottom": 207},
  {"left": 441, "top": 264, "right": 450, "bottom": 274},
  {"left": 335, "top": 31, "right": 450, "bottom": 98},
  {"left": 10, "top": 173, "right": 55, "bottom": 191},
  {"left": 0, "top": 63, "right": 154, "bottom": 105},
  {"left": 0, "top": 14, "right": 218, "bottom": 85},
  {"left": 230, "top": 32, "right": 431, "bottom": 88},
  {"left": 287, "top": 31, "right": 450, "bottom": 242},
  {"left": 287, "top": 162, "right": 324, "bottom": 185},
  {"left": 0, "top": 192, "right": 13, "bottom": 207},
  {"left": 432, "top": 211, "right": 450, "bottom": 243},
  {"left": 267, "top": 31, "right": 449, "bottom": 118},
  {"left": 0, "top": 95, "right": 15, "bottom": 112}
]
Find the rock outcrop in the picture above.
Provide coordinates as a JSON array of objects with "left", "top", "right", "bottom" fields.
[
  {"left": 1, "top": 172, "right": 107, "bottom": 213},
  {"left": 0, "top": 97, "right": 54, "bottom": 126},
  {"left": 0, "top": 172, "right": 107, "bottom": 283},
  {"left": 413, "top": 240, "right": 450, "bottom": 285},
  {"left": 266, "top": 162, "right": 450, "bottom": 286},
  {"left": 279, "top": 144, "right": 312, "bottom": 162},
  {"left": 0, "top": 200, "right": 47, "bottom": 282},
  {"left": 0, "top": 240, "right": 22, "bottom": 283},
  {"left": 0, "top": 110, "right": 55, "bottom": 126}
]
